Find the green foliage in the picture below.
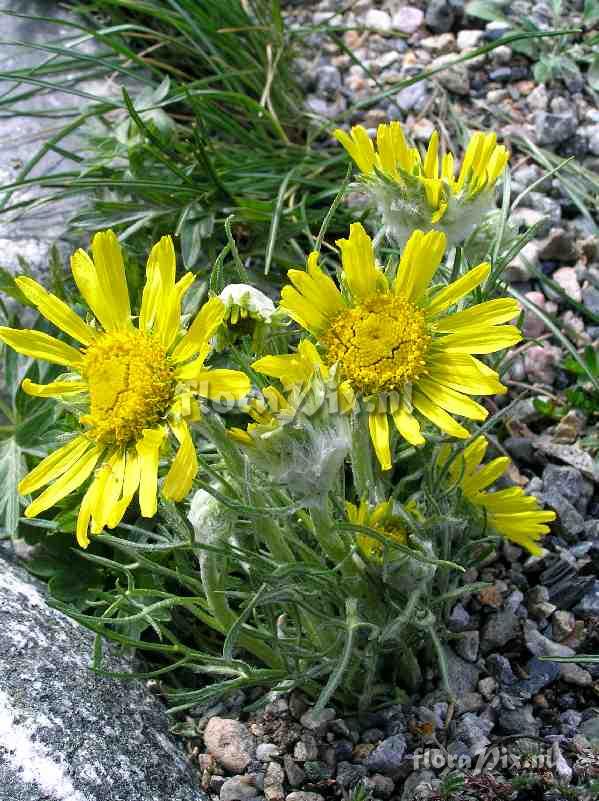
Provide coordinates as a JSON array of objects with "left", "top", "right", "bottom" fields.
[
  {"left": 466, "top": 0, "right": 596, "bottom": 90},
  {"left": 534, "top": 346, "right": 599, "bottom": 420}
]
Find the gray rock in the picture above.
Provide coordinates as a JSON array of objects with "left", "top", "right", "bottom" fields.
[
  {"left": 582, "top": 285, "right": 599, "bottom": 317},
  {"left": 538, "top": 227, "right": 577, "bottom": 262},
  {"left": 425, "top": 0, "right": 455, "bottom": 33},
  {"left": 299, "top": 708, "right": 335, "bottom": 731},
  {"left": 395, "top": 81, "right": 429, "bottom": 112},
  {"left": 400, "top": 770, "right": 437, "bottom": 801},
  {"left": 540, "top": 488, "right": 585, "bottom": 538},
  {"left": 542, "top": 465, "right": 593, "bottom": 515},
  {"left": 0, "top": 1, "right": 122, "bottom": 283},
  {"left": 363, "top": 773, "right": 395, "bottom": 798},
  {"left": 256, "top": 744, "right": 281, "bottom": 761},
  {"left": 364, "top": 735, "right": 407, "bottom": 778},
  {"left": 286, "top": 794, "right": 324, "bottom": 801},
  {"left": 283, "top": 755, "right": 305, "bottom": 788},
  {"left": 445, "top": 648, "right": 481, "bottom": 695},
  {"left": 481, "top": 609, "right": 520, "bottom": 653},
  {"left": 509, "top": 657, "right": 560, "bottom": 700},
  {"left": 315, "top": 66, "right": 341, "bottom": 100},
  {"left": 448, "top": 603, "right": 472, "bottom": 632},
  {"left": 0, "top": 549, "right": 206, "bottom": 801},
  {"left": 486, "top": 654, "right": 517, "bottom": 686},
  {"left": 552, "top": 610, "right": 575, "bottom": 641},
  {"left": 580, "top": 715, "right": 599, "bottom": 745},
  {"left": 221, "top": 777, "right": 263, "bottom": 801},
  {"left": 560, "top": 662, "right": 592, "bottom": 687},
  {"left": 335, "top": 761, "right": 367, "bottom": 788},
  {"left": 454, "top": 713, "right": 494, "bottom": 755},
  {"left": 523, "top": 620, "right": 575, "bottom": 658},
  {"left": 455, "top": 631, "right": 479, "bottom": 662},
  {"left": 534, "top": 111, "right": 577, "bottom": 145},
  {"left": 392, "top": 6, "right": 424, "bottom": 34},
  {"left": 204, "top": 718, "right": 257, "bottom": 773},
  {"left": 573, "top": 580, "right": 599, "bottom": 617},
  {"left": 432, "top": 56, "right": 470, "bottom": 95},
  {"left": 498, "top": 705, "right": 540, "bottom": 736}
]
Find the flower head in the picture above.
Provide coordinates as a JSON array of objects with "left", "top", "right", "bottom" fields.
[
  {"left": 219, "top": 283, "right": 276, "bottom": 324},
  {"left": 444, "top": 436, "right": 556, "bottom": 555},
  {"left": 265, "top": 223, "right": 520, "bottom": 470},
  {"left": 0, "top": 231, "right": 250, "bottom": 547},
  {"left": 346, "top": 499, "right": 408, "bottom": 561},
  {"left": 334, "top": 122, "right": 509, "bottom": 247}
]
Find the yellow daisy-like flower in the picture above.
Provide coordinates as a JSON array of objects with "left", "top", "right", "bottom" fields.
[
  {"left": 0, "top": 231, "right": 250, "bottom": 548},
  {"left": 334, "top": 122, "right": 509, "bottom": 247},
  {"left": 262, "top": 223, "right": 520, "bottom": 470},
  {"left": 346, "top": 498, "right": 409, "bottom": 561},
  {"left": 228, "top": 385, "right": 292, "bottom": 446},
  {"left": 445, "top": 436, "right": 556, "bottom": 555}
]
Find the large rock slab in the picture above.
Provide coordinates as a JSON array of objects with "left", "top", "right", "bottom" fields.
[
  {"left": 0, "top": 1, "right": 122, "bottom": 282},
  {"left": 0, "top": 547, "right": 207, "bottom": 801}
]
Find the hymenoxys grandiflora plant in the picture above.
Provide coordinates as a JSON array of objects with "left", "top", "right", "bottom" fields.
[{"left": 0, "top": 121, "right": 555, "bottom": 711}]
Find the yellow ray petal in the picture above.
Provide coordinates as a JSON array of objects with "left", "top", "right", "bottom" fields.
[
  {"left": 394, "top": 229, "right": 446, "bottom": 303},
  {"left": 286, "top": 255, "right": 345, "bottom": 322},
  {"left": 0, "top": 327, "right": 82, "bottom": 368},
  {"left": 252, "top": 352, "right": 314, "bottom": 388},
  {"left": 16, "top": 277, "right": 96, "bottom": 346},
  {"left": 423, "top": 130, "right": 439, "bottom": 179},
  {"left": 22, "top": 378, "right": 87, "bottom": 398},
  {"left": 426, "top": 262, "right": 490, "bottom": 317},
  {"left": 391, "top": 401, "right": 425, "bottom": 447},
  {"left": 19, "top": 435, "right": 93, "bottom": 495},
  {"left": 436, "top": 325, "right": 522, "bottom": 354},
  {"left": 280, "top": 285, "right": 328, "bottom": 335},
  {"left": 461, "top": 435, "right": 488, "bottom": 473},
  {"left": 90, "top": 450, "right": 126, "bottom": 534},
  {"left": 461, "top": 457, "right": 510, "bottom": 496},
  {"left": 368, "top": 411, "right": 391, "bottom": 470},
  {"left": 156, "top": 272, "right": 195, "bottom": 349},
  {"left": 195, "top": 368, "right": 250, "bottom": 401},
  {"left": 135, "top": 427, "right": 166, "bottom": 518},
  {"left": 139, "top": 235, "right": 176, "bottom": 333},
  {"left": 107, "top": 449, "right": 141, "bottom": 529},
  {"left": 435, "top": 298, "right": 520, "bottom": 333},
  {"left": 76, "top": 480, "right": 96, "bottom": 548},
  {"left": 417, "top": 378, "right": 489, "bottom": 421},
  {"left": 71, "top": 249, "right": 120, "bottom": 333},
  {"left": 163, "top": 420, "right": 198, "bottom": 502},
  {"left": 412, "top": 389, "right": 469, "bottom": 438},
  {"left": 90, "top": 230, "right": 131, "bottom": 328},
  {"left": 170, "top": 296, "right": 225, "bottom": 364},
  {"left": 336, "top": 223, "right": 381, "bottom": 301},
  {"left": 334, "top": 125, "right": 376, "bottom": 174},
  {"left": 24, "top": 445, "right": 103, "bottom": 518},
  {"left": 427, "top": 354, "right": 505, "bottom": 395}
]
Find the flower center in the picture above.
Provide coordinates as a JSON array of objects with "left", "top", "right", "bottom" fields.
[
  {"left": 321, "top": 294, "right": 431, "bottom": 395},
  {"left": 82, "top": 330, "right": 176, "bottom": 446}
]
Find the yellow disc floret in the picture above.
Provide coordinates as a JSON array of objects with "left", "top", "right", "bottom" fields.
[
  {"left": 321, "top": 294, "right": 431, "bottom": 396},
  {"left": 82, "top": 330, "right": 175, "bottom": 446}
]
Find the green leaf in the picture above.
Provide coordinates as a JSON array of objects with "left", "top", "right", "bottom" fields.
[
  {"left": 0, "top": 437, "right": 26, "bottom": 538},
  {"left": 465, "top": 0, "right": 509, "bottom": 22},
  {"left": 589, "top": 55, "right": 599, "bottom": 91}
]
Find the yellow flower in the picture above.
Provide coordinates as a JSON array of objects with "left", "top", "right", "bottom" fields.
[
  {"left": 445, "top": 436, "right": 556, "bottom": 555},
  {"left": 334, "top": 122, "right": 509, "bottom": 246},
  {"left": 346, "top": 498, "right": 413, "bottom": 561},
  {"left": 261, "top": 223, "right": 520, "bottom": 470},
  {"left": 0, "top": 231, "right": 250, "bottom": 547},
  {"left": 228, "top": 385, "right": 292, "bottom": 446}
]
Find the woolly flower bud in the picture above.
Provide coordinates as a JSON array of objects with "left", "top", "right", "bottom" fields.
[
  {"left": 219, "top": 283, "right": 276, "bottom": 324},
  {"left": 334, "top": 122, "right": 509, "bottom": 248},
  {"left": 188, "top": 488, "right": 231, "bottom": 544}
]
